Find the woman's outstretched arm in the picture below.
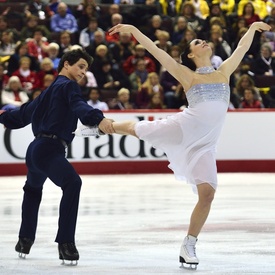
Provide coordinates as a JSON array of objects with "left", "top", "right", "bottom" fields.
[
  {"left": 219, "top": 21, "right": 271, "bottom": 78},
  {"left": 109, "top": 24, "right": 192, "bottom": 86}
]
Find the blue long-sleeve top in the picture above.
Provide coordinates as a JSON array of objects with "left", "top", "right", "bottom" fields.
[{"left": 0, "top": 75, "right": 105, "bottom": 144}]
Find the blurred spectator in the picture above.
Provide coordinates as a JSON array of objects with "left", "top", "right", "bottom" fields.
[
  {"left": 177, "top": 27, "right": 197, "bottom": 53},
  {"left": 250, "top": 43, "right": 275, "bottom": 76},
  {"left": 1, "top": 76, "right": 29, "bottom": 111},
  {"left": 180, "top": 2, "right": 204, "bottom": 35},
  {"left": 21, "top": 15, "right": 51, "bottom": 42},
  {"left": 218, "top": 0, "right": 236, "bottom": 16},
  {"left": 27, "top": 27, "right": 49, "bottom": 63},
  {"left": 36, "top": 57, "right": 58, "bottom": 88},
  {"left": 75, "top": 0, "right": 101, "bottom": 20},
  {"left": 145, "top": 15, "right": 164, "bottom": 42},
  {"left": 94, "top": 59, "right": 131, "bottom": 90},
  {"left": 122, "top": 44, "right": 156, "bottom": 75},
  {"left": 79, "top": 17, "right": 105, "bottom": 48},
  {"left": 110, "top": 87, "right": 135, "bottom": 110},
  {"left": 87, "top": 87, "right": 109, "bottom": 111},
  {"left": 136, "top": 72, "right": 163, "bottom": 109},
  {"left": 7, "top": 42, "right": 39, "bottom": 76},
  {"left": 0, "top": 63, "right": 8, "bottom": 91},
  {"left": 237, "top": 0, "right": 268, "bottom": 21},
  {"left": 172, "top": 16, "right": 188, "bottom": 45},
  {"left": 85, "top": 30, "right": 108, "bottom": 57},
  {"left": 48, "top": 0, "right": 72, "bottom": 16},
  {"left": 77, "top": 4, "right": 100, "bottom": 31},
  {"left": 0, "top": 16, "right": 20, "bottom": 43},
  {"left": 47, "top": 42, "right": 60, "bottom": 70},
  {"left": 188, "top": 0, "right": 210, "bottom": 19},
  {"left": 229, "top": 17, "right": 247, "bottom": 47},
  {"left": 50, "top": 2, "right": 78, "bottom": 34},
  {"left": 30, "top": 88, "right": 42, "bottom": 100},
  {"left": 98, "top": 4, "right": 120, "bottom": 31},
  {"left": 239, "top": 88, "right": 265, "bottom": 108},
  {"left": 105, "top": 13, "right": 124, "bottom": 43},
  {"left": 90, "top": 44, "right": 113, "bottom": 73},
  {"left": 0, "top": 30, "right": 17, "bottom": 58},
  {"left": 157, "top": 0, "right": 182, "bottom": 17},
  {"left": 12, "top": 56, "right": 40, "bottom": 95},
  {"left": 201, "top": 3, "right": 230, "bottom": 40},
  {"left": 24, "top": 0, "right": 52, "bottom": 20},
  {"left": 238, "top": 2, "right": 261, "bottom": 26},
  {"left": 128, "top": 58, "right": 148, "bottom": 91},
  {"left": 57, "top": 30, "right": 73, "bottom": 58},
  {"left": 209, "top": 41, "right": 223, "bottom": 69},
  {"left": 146, "top": 92, "right": 166, "bottom": 109},
  {"left": 41, "top": 74, "right": 55, "bottom": 90},
  {"left": 108, "top": 32, "right": 136, "bottom": 70},
  {"left": 208, "top": 24, "right": 231, "bottom": 61}
]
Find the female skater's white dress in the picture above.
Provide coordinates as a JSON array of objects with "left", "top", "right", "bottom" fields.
[{"left": 135, "top": 66, "right": 230, "bottom": 192}]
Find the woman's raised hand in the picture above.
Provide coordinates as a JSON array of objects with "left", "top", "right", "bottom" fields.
[{"left": 108, "top": 24, "right": 136, "bottom": 35}]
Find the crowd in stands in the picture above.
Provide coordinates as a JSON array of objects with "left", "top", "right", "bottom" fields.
[{"left": 1, "top": 0, "right": 275, "bottom": 111}]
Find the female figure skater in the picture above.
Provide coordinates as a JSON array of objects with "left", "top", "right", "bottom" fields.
[{"left": 107, "top": 21, "right": 270, "bottom": 268}]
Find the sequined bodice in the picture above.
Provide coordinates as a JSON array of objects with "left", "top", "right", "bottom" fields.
[{"left": 187, "top": 83, "right": 230, "bottom": 108}]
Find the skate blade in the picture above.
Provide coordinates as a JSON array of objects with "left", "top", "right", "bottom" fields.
[
  {"left": 18, "top": 252, "right": 27, "bottom": 259},
  {"left": 60, "top": 259, "right": 78, "bottom": 266},
  {"left": 180, "top": 262, "right": 198, "bottom": 270}
]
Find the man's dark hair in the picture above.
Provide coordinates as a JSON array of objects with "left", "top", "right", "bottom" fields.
[
  {"left": 57, "top": 49, "right": 94, "bottom": 73},
  {"left": 180, "top": 42, "right": 196, "bottom": 71}
]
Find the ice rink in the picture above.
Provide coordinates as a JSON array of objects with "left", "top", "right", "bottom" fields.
[{"left": 0, "top": 173, "right": 275, "bottom": 275}]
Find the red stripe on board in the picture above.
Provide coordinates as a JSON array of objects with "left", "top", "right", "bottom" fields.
[{"left": 1, "top": 160, "right": 275, "bottom": 176}]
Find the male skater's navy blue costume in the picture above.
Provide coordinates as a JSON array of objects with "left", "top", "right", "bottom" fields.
[{"left": 0, "top": 75, "right": 104, "bottom": 245}]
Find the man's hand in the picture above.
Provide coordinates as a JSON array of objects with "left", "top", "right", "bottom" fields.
[{"left": 98, "top": 118, "right": 115, "bottom": 134}]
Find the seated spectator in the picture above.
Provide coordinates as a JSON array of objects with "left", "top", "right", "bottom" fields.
[
  {"left": 75, "top": 0, "right": 101, "bottom": 21},
  {"left": 0, "top": 16, "right": 20, "bottom": 43},
  {"left": 77, "top": 3, "right": 100, "bottom": 31},
  {"left": 219, "top": 0, "right": 236, "bottom": 16},
  {"left": 237, "top": 0, "right": 267, "bottom": 22},
  {"left": 56, "top": 30, "right": 73, "bottom": 58},
  {"left": 79, "top": 17, "right": 105, "bottom": 48},
  {"left": 146, "top": 92, "right": 166, "bottom": 109},
  {"left": 24, "top": 0, "right": 52, "bottom": 20},
  {"left": 85, "top": 30, "right": 108, "bottom": 57},
  {"left": 7, "top": 42, "right": 39, "bottom": 76},
  {"left": 0, "top": 30, "right": 17, "bottom": 59},
  {"left": 145, "top": 15, "right": 165, "bottom": 42},
  {"left": 50, "top": 2, "right": 78, "bottom": 34},
  {"left": 90, "top": 44, "right": 113, "bottom": 73},
  {"left": 128, "top": 58, "right": 148, "bottom": 91},
  {"left": 171, "top": 16, "right": 188, "bottom": 45},
  {"left": 188, "top": 0, "right": 209, "bottom": 19},
  {"left": 41, "top": 74, "right": 55, "bottom": 90},
  {"left": 94, "top": 59, "right": 131, "bottom": 90},
  {"left": 110, "top": 87, "right": 135, "bottom": 110},
  {"left": 180, "top": 2, "right": 204, "bottom": 35},
  {"left": 30, "top": 88, "right": 42, "bottom": 101},
  {"left": 87, "top": 87, "right": 109, "bottom": 111},
  {"left": 250, "top": 42, "right": 275, "bottom": 76},
  {"left": 21, "top": 15, "right": 51, "bottom": 42},
  {"left": 1, "top": 76, "right": 29, "bottom": 111},
  {"left": 123, "top": 44, "right": 156, "bottom": 75},
  {"left": 0, "top": 63, "right": 9, "bottom": 91},
  {"left": 47, "top": 42, "right": 60, "bottom": 70},
  {"left": 136, "top": 72, "right": 163, "bottom": 109},
  {"left": 98, "top": 4, "right": 120, "bottom": 31},
  {"left": 177, "top": 27, "right": 197, "bottom": 53},
  {"left": 48, "top": 0, "right": 72, "bottom": 16},
  {"left": 239, "top": 88, "right": 265, "bottom": 108},
  {"left": 108, "top": 32, "right": 136, "bottom": 70},
  {"left": 105, "top": 13, "right": 124, "bottom": 43},
  {"left": 27, "top": 27, "right": 49, "bottom": 63},
  {"left": 36, "top": 57, "right": 58, "bottom": 88},
  {"left": 12, "top": 56, "right": 40, "bottom": 96},
  {"left": 157, "top": 0, "right": 182, "bottom": 17},
  {"left": 208, "top": 24, "right": 231, "bottom": 61}
]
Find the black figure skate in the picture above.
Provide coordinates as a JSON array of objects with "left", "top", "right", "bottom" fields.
[
  {"left": 58, "top": 243, "right": 79, "bottom": 266},
  {"left": 15, "top": 238, "right": 34, "bottom": 259},
  {"left": 179, "top": 235, "right": 199, "bottom": 270}
]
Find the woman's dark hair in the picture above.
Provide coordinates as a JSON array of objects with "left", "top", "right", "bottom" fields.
[
  {"left": 57, "top": 49, "right": 93, "bottom": 73},
  {"left": 180, "top": 41, "right": 196, "bottom": 71}
]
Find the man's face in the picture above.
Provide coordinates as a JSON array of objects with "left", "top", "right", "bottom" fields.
[{"left": 65, "top": 58, "right": 88, "bottom": 83}]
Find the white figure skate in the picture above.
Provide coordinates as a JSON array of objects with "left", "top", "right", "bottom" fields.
[
  {"left": 72, "top": 124, "right": 105, "bottom": 137},
  {"left": 179, "top": 235, "right": 199, "bottom": 270}
]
